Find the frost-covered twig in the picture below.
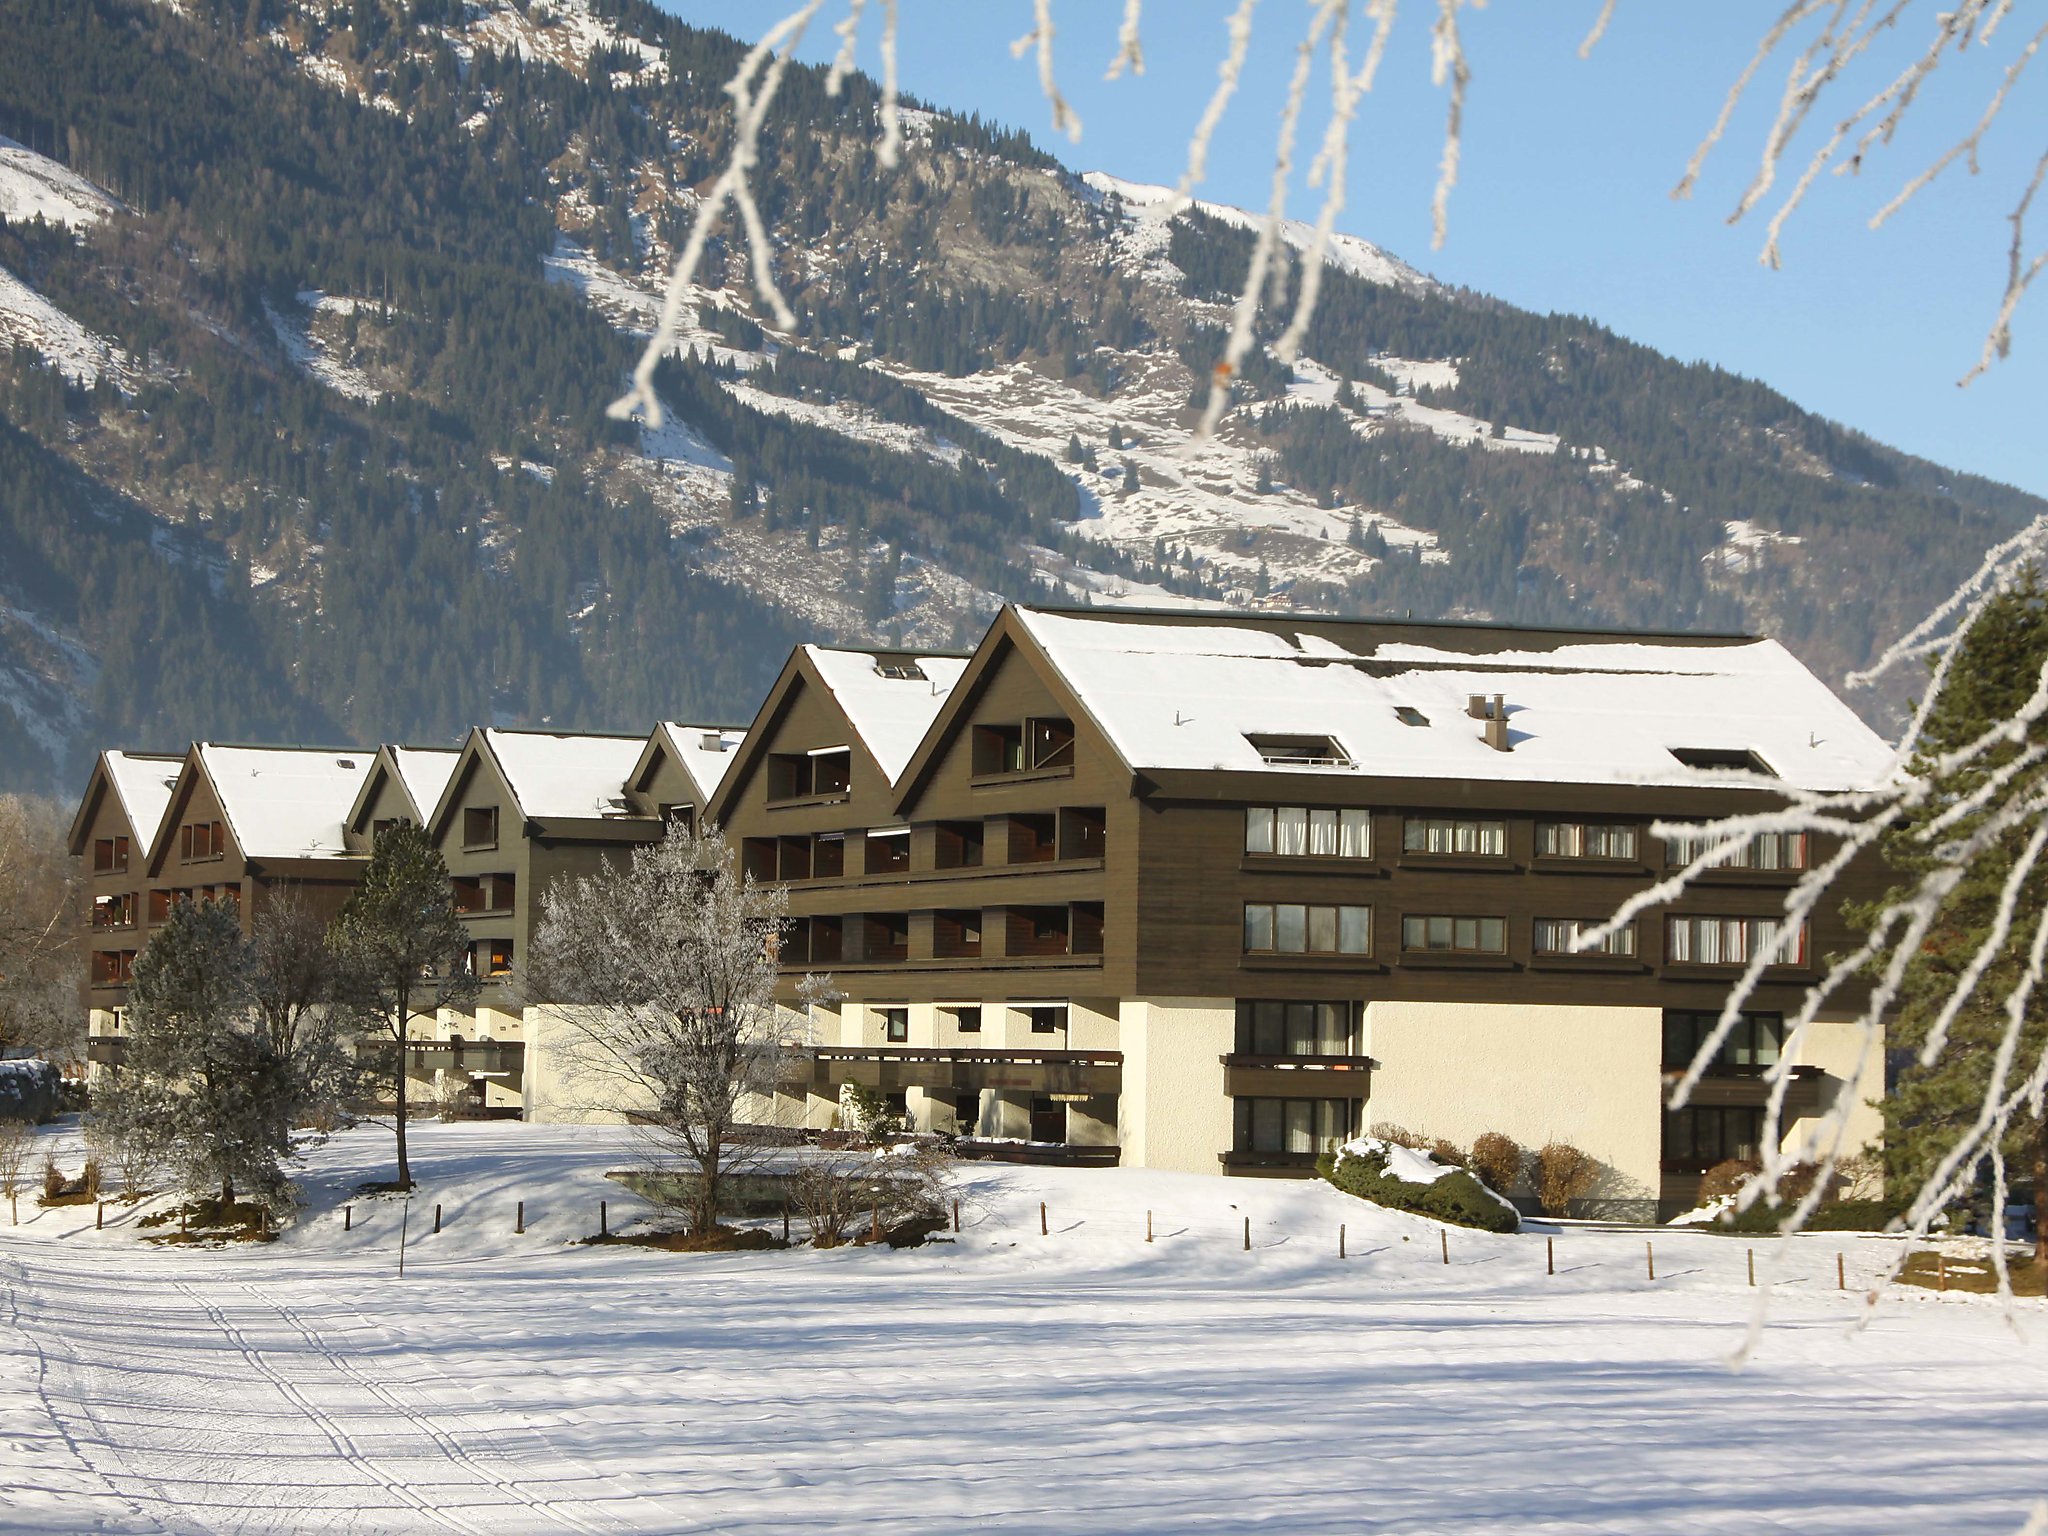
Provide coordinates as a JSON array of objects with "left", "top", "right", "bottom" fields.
[
  {"left": 1011, "top": 0, "right": 1082, "bottom": 143},
  {"left": 1427, "top": 0, "right": 1475, "bottom": 252},
  {"left": 1105, "top": 0, "right": 1145, "bottom": 80},
  {"left": 1678, "top": 0, "right": 2046, "bottom": 382}
]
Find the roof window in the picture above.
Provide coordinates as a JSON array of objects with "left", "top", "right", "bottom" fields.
[
  {"left": 1669, "top": 747, "right": 1776, "bottom": 776},
  {"left": 1246, "top": 733, "right": 1352, "bottom": 768},
  {"left": 1394, "top": 707, "right": 1429, "bottom": 728},
  {"left": 874, "top": 660, "right": 927, "bottom": 681}
]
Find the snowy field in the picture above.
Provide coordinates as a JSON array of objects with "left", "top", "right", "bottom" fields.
[{"left": 1, "top": 1120, "right": 2044, "bottom": 1534}]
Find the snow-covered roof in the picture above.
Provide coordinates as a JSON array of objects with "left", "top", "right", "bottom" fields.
[
  {"left": 804, "top": 647, "right": 970, "bottom": 785},
  {"left": 483, "top": 730, "right": 646, "bottom": 821},
  {"left": 389, "top": 747, "right": 459, "bottom": 820},
  {"left": 656, "top": 723, "right": 748, "bottom": 800},
  {"left": 1015, "top": 610, "right": 1896, "bottom": 793},
  {"left": 198, "top": 745, "right": 373, "bottom": 861},
  {"left": 102, "top": 752, "right": 181, "bottom": 859}
]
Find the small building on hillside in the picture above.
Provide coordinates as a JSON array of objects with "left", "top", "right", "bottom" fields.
[{"left": 67, "top": 749, "right": 183, "bottom": 1077}]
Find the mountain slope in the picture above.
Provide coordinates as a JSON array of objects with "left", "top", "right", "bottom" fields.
[{"left": 0, "top": 0, "right": 2033, "bottom": 790}]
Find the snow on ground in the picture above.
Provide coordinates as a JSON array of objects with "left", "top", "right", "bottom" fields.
[
  {"left": 540, "top": 237, "right": 760, "bottom": 371},
  {"left": 265, "top": 298, "right": 382, "bottom": 404},
  {"left": 0, "top": 264, "right": 130, "bottom": 387},
  {"left": 725, "top": 381, "right": 958, "bottom": 465},
  {"left": 0, "top": 138, "right": 118, "bottom": 230},
  {"left": 1082, "top": 172, "right": 1437, "bottom": 296},
  {"left": 1280, "top": 357, "right": 1561, "bottom": 459},
  {"left": 1720, "top": 519, "right": 1805, "bottom": 572},
  {"left": 0, "top": 1119, "right": 2043, "bottom": 1534}
]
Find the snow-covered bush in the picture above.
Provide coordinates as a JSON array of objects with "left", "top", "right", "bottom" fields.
[
  {"left": 790, "top": 1140, "right": 952, "bottom": 1248},
  {"left": 0, "top": 1058, "right": 59, "bottom": 1123},
  {"left": 1319, "top": 1137, "right": 1519, "bottom": 1233},
  {"left": 1699, "top": 1158, "right": 1761, "bottom": 1203}
]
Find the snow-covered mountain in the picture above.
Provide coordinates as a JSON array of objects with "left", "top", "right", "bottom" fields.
[{"left": 0, "top": 0, "right": 2036, "bottom": 789}]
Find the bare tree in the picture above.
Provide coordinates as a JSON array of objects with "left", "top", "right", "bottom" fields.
[
  {"left": 0, "top": 794, "right": 81, "bottom": 1062},
  {"left": 526, "top": 826, "right": 826, "bottom": 1238},
  {"left": 0, "top": 1119, "right": 34, "bottom": 1225}
]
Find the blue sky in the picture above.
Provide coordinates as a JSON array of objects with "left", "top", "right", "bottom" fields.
[{"left": 658, "top": 2, "right": 2045, "bottom": 499}]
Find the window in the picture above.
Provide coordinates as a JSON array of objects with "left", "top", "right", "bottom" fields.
[
  {"left": 1665, "top": 830, "right": 1809, "bottom": 871},
  {"left": 1233, "top": 1097, "right": 1360, "bottom": 1155},
  {"left": 1663, "top": 1010, "right": 1786, "bottom": 1073},
  {"left": 813, "top": 833, "right": 846, "bottom": 879},
  {"left": 1537, "top": 822, "right": 1637, "bottom": 860},
  {"left": 1533, "top": 918, "right": 1636, "bottom": 957},
  {"left": 1242, "top": 903, "right": 1372, "bottom": 956},
  {"left": 1244, "top": 733, "right": 1350, "bottom": 768},
  {"left": 1402, "top": 915, "right": 1507, "bottom": 954},
  {"left": 861, "top": 913, "right": 910, "bottom": 963},
  {"left": 1071, "top": 902, "right": 1104, "bottom": 955},
  {"left": 92, "top": 893, "right": 137, "bottom": 929},
  {"left": 452, "top": 876, "right": 485, "bottom": 915},
  {"left": 1665, "top": 916, "right": 1806, "bottom": 966},
  {"left": 1669, "top": 746, "right": 1776, "bottom": 776},
  {"left": 181, "top": 821, "right": 226, "bottom": 862},
  {"left": 1394, "top": 707, "right": 1429, "bottom": 728},
  {"left": 1007, "top": 906, "right": 1073, "bottom": 956},
  {"left": 372, "top": 817, "right": 404, "bottom": 842},
  {"left": 1403, "top": 817, "right": 1506, "bottom": 856},
  {"left": 767, "top": 748, "right": 851, "bottom": 802},
  {"left": 483, "top": 939, "right": 514, "bottom": 978},
  {"left": 148, "top": 889, "right": 172, "bottom": 924},
  {"left": 935, "top": 820, "right": 984, "bottom": 869},
  {"left": 90, "top": 950, "right": 136, "bottom": 987},
  {"left": 949, "top": 1005, "right": 983, "bottom": 1035},
  {"left": 1026, "top": 1004, "right": 1067, "bottom": 1034},
  {"left": 660, "top": 803, "right": 695, "bottom": 834},
  {"left": 874, "top": 659, "right": 927, "bottom": 681},
  {"left": 974, "top": 719, "right": 1074, "bottom": 775},
  {"left": 1058, "top": 806, "right": 1107, "bottom": 860},
  {"left": 463, "top": 806, "right": 499, "bottom": 850},
  {"left": 1663, "top": 1105, "right": 1765, "bottom": 1170},
  {"left": 878, "top": 1006, "right": 909, "bottom": 1044},
  {"left": 934, "top": 910, "right": 982, "bottom": 959},
  {"left": 1235, "top": 1001, "right": 1359, "bottom": 1057},
  {"left": 1007, "top": 814, "right": 1057, "bottom": 864},
  {"left": 865, "top": 828, "right": 910, "bottom": 875},
  {"left": 93, "top": 836, "right": 130, "bottom": 873},
  {"left": 1244, "top": 806, "right": 1372, "bottom": 858}
]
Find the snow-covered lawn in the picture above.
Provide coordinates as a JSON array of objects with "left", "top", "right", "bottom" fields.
[{"left": 1, "top": 1120, "right": 2043, "bottom": 1534}]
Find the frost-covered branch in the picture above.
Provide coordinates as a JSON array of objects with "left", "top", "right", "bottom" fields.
[{"left": 1677, "top": 0, "right": 2047, "bottom": 384}]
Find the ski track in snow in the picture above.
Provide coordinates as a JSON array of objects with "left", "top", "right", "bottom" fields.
[{"left": 0, "top": 1121, "right": 2043, "bottom": 1533}]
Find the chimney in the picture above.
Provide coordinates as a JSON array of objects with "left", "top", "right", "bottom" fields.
[
  {"left": 1483, "top": 696, "right": 1511, "bottom": 752},
  {"left": 1466, "top": 694, "right": 1489, "bottom": 719},
  {"left": 701, "top": 732, "right": 727, "bottom": 752}
]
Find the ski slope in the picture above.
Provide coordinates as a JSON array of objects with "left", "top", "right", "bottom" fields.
[{"left": 0, "top": 1120, "right": 2042, "bottom": 1534}]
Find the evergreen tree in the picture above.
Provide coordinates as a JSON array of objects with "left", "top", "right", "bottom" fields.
[
  {"left": 1859, "top": 572, "right": 2048, "bottom": 1261},
  {"left": 1064, "top": 433, "right": 1084, "bottom": 464},
  {"left": 1255, "top": 456, "right": 1275, "bottom": 495},
  {"left": 1347, "top": 512, "right": 1364, "bottom": 549},
  {"left": 1121, "top": 458, "right": 1139, "bottom": 495},
  {"left": 90, "top": 899, "right": 294, "bottom": 1212},
  {"left": 332, "top": 824, "right": 477, "bottom": 1190}
]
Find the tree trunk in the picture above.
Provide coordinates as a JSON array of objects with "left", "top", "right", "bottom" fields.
[
  {"left": 696, "top": 1139, "right": 720, "bottom": 1237},
  {"left": 221, "top": 1176, "right": 234, "bottom": 1209},
  {"left": 393, "top": 1005, "right": 412, "bottom": 1192},
  {"left": 2034, "top": 1113, "right": 2047, "bottom": 1269}
]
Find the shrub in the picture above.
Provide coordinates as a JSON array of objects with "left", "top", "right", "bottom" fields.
[
  {"left": 40, "top": 1155, "right": 63, "bottom": 1201},
  {"left": 1712, "top": 1162, "right": 1867, "bottom": 1233},
  {"left": 1699, "top": 1158, "right": 1761, "bottom": 1203},
  {"left": 1533, "top": 1141, "right": 1600, "bottom": 1216},
  {"left": 79, "top": 1161, "right": 101, "bottom": 1201},
  {"left": 1368, "top": 1121, "right": 1427, "bottom": 1151},
  {"left": 1429, "top": 1139, "right": 1466, "bottom": 1168},
  {"left": 0, "top": 1060, "right": 60, "bottom": 1124},
  {"left": 789, "top": 1141, "right": 954, "bottom": 1247},
  {"left": 1467, "top": 1132, "right": 1525, "bottom": 1195},
  {"left": 1320, "top": 1142, "right": 1519, "bottom": 1233}
]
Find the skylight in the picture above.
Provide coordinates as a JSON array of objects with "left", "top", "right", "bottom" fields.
[
  {"left": 1669, "top": 746, "right": 1776, "bottom": 776},
  {"left": 874, "top": 660, "right": 927, "bottom": 681},
  {"left": 1394, "top": 707, "right": 1429, "bottom": 728}
]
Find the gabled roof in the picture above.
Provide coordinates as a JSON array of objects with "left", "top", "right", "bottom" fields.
[
  {"left": 629, "top": 721, "right": 748, "bottom": 809},
  {"left": 66, "top": 750, "right": 182, "bottom": 858},
  {"left": 147, "top": 744, "right": 374, "bottom": 869},
  {"left": 344, "top": 744, "right": 461, "bottom": 835},
  {"left": 706, "top": 644, "right": 969, "bottom": 826},
  {"left": 390, "top": 746, "right": 461, "bottom": 820},
  {"left": 803, "top": 645, "right": 968, "bottom": 784},
  {"left": 474, "top": 728, "right": 648, "bottom": 822},
  {"left": 1002, "top": 606, "right": 1895, "bottom": 793}
]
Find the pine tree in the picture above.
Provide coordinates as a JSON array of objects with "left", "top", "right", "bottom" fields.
[
  {"left": 333, "top": 824, "right": 477, "bottom": 1190},
  {"left": 1064, "top": 433, "right": 1084, "bottom": 464},
  {"left": 1347, "top": 512, "right": 1364, "bottom": 549},
  {"left": 1121, "top": 458, "right": 1139, "bottom": 495},
  {"left": 1860, "top": 572, "right": 2048, "bottom": 1261},
  {"left": 90, "top": 899, "right": 294, "bottom": 1213}
]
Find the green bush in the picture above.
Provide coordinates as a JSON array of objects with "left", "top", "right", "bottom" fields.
[
  {"left": 1715, "top": 1196, "right": 1897, "bottom": 1234},
  {"left": 1319, "top": 1144, "right": 1520, "bottom": 1233}
]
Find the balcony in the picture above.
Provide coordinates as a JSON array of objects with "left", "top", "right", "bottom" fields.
[
  {"left": 810, "top": 1046, "right": 1122, "bottom": 1097},
  {"left": 1218, "top": 1149, "right": 1324, "bottom": 1175},
  {"left": 86, "top": 1037, "right": 128, "bottom": 1066},
  {"left": 1221, "top": 1053, "right": 1373, "bottom": 1098},
  {"left": 1662, "top": 1063, "right": 1823, "bottom": 1113}
]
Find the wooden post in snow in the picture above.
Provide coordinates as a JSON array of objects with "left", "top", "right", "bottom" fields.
[
  {"left": 1440, "top": 1229, "right": 1448, "bottom": 1265},
  {"left": 1837, "top": 1252, "right": 1846, "bottom": 1291},
  {"left": 515, "top": 1200, "right": 523, "bottom": 1234},
  {"left": 1339, "top": 1224, "right": 1346, "bottom": 1259},
  {"left": 600, "top": 1199, "right": 607, "bottom": 1238},
  {"left": 344, "top": 1204, "right": 352, "bottom": 1232},
  {"left": 1040, "top": 1201, "right": 1048, "bottom": 1237},
  {"left": 1146, "top": 1210, "right": 1153, "bottom": 1243},
  {"left": 1646, "top": 1242, "right": 1655, "bottom": 1281},
  {"left": 433, "top": 1203, "right": 442, "bottom": 1235},
  {"left": 1547, "top": 1237, "right": 1554, "bottom": 1276},
  {"left": 1244, "top": 1216, "right": 1251, "bottom": 1252}
]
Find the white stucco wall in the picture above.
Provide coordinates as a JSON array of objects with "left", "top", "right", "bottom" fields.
[
  {"left": 1363, "top": 1000, "right": 1664, "bottom": 1217},
  {"left": 1790, "top": 1015, "right": 1887, "bottom": 1166},
  {"left": 1119, "top": 997, "right": 1234, "bottom": 1174}
]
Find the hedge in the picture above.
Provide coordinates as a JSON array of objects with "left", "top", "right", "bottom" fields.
[{"left": 1318, "top": 1145, "right": 1520, "bottom": 1234}]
